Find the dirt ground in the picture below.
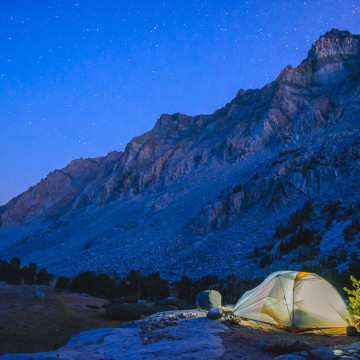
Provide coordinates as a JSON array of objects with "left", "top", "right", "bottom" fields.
[
  {"left": 1, "top": 283, "right": 359, "bottom": 359},
  {"left": 220, "top": 318, "right": 360, "bottom": 359},
  {"left": 0, "top": 282, "right": 122, "bottom": 356}
]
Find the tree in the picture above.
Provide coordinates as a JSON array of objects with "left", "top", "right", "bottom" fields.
[
  {"left": 127, "top": 270, "right": 146, "bottom": 301},
  {"left": 344, "top": 275, "right": 360, "bottom": 315},
  {"left": 92, "top": 273, "right": 117, "bottom": 298},
  {"left": 0, "top": 260, "right": 10, "bottom": 281},
  {"left": 22, "top": 263, "right": 37, "bottom": 285},
  {"left": 71, "top": 271, "right": 97, "bottom": 293},
  {"left": 36, "top": 268, "right": 51, "bottom": 285},
  {"left": 8, "top": 257, "right": 22, "bottom": 284},
  {"left": 145, "top": 273, "right": 169, "bottom": 301},
  {"left": 177, "top": 276, "right": 193, "bottom": 303}
]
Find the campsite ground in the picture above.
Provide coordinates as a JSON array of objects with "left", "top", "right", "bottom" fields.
[
  {"left": 0, "top": 282, "right": 121, "bottom": 356},
  {"left": 221, "top": 319, "right": 360, "bottom": 359},
  {"left": 1, "top": 282, "right": 359, "bottom": 359}
]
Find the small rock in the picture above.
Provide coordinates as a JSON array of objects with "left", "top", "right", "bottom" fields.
[
  {"left": 291, "top": 340, "right": 311, "bottom": 351},
  {"left": 206, "top": 308, "right": 222, "bottom": 320},
  {"left": 346, "top": 326, "right": 358, "bottom": 336},
  {"left": 195, "top": 290, "right": 222, "bottom": 310}
]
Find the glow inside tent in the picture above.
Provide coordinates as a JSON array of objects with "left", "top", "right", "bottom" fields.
[{"left": 233, "top": 271, "right": 354, "bottom": 331}]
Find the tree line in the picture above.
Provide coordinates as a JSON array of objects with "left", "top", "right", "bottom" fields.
[{"left": 0, "top": 257, "right": 51, "bottom": 285}]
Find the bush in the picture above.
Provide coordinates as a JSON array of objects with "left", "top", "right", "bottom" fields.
[
  {"left": 275, "top": 200, "right": 313, "bottom": 238},
  {"left": 344, "top": 220, "right": 360, "bottom": 241},
  {"left": 55, "top": 276, "right": 72, "bottom": 290},
  {"left": 86, "top": 304, "right": 100, "bottom": 310},
  {"left": 344, "top": 275, "right": 360, "bottom": 315},
  {"left": 110, "top": 298, "right": 125, "bottom": 304},
  {"left": 260, "top": 253, "right": 271, "bottom": 268},
  {"left": 105, "top": 303, "right": 142, "bottom": 321},
  {"left": 278, "top": 227, "right": 320, "bottom": 255},
  {"left": 123, "top": 295, "right": 138, "bottom": 303},
  {"left": 232, "top": 184, "right": 242, "bottom": 193},
  {"left": 155, "top": 298, "right": 193, "bottom": 310},
  {"left": 139, "top": 304, "right": 168, "bottom": 316}
]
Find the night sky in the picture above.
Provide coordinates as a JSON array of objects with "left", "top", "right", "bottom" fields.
[{"left": 1, "top": 1, "right": 359, "bottom": 205}]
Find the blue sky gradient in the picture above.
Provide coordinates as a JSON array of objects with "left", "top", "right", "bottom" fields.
[{"left": 1, "top": 0, "right": 359, "bottom": 204}]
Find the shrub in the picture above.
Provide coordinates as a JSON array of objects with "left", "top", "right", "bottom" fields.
[
  {"left": 136, "top": 303, "right": 168, "bottom": 316},
  {"left": 278, "top": 227, "right": 320, "bottom": 255},
  {"left": 344, "top": 275, "right": 360, "bottom": 315},
  {"left": 260, "top": 253, "right": 271, "bottom": 268},
  {"left": 110, "top": 298, "right": 125, "bottom": 304},
  {"left": 55, "top": 276, "right": 72, "bottom": 290},
  {"left": 155, "top": 298, "right": 193, "bottom": 310},
  {"left": 105, "top": 303, "right": 142, "bottom": 321},
  {"left": 232, "top": 184, "right": 242, "bottom": 194},
  {"left": 323, "top": 200, "right": 343, "bottom": 217},
  {"left": 275, "top": 200, "right": 313, "bottom": 238},
  {"left": 123, "top": 295, "right": 138, "bottom": 303},
  {"left": 344, "top": 220, "right": 360, "bottom": 241},
  {"left": 86, "top": 304, "right": 100, "bottom": 310}
]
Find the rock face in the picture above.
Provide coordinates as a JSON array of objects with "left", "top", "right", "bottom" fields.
[{"left": 0, "top": 29, "right": 360, "bottom": 278}]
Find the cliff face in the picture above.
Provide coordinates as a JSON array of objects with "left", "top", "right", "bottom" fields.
[{"left": 1, "top": 29, "right": 360, "bottom": 279}]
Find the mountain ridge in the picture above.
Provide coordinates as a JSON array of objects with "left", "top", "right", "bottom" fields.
[{"left": 1, "top": 29, "right": 360, "bottom": 279}]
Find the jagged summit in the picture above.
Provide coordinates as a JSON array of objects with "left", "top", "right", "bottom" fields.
[
  {"left": 307, "top": 28, "right": 360, "bottom": 61},
  {"left": 0, "top": 30, "right": 360, "bottom": 279},
  {"left": 322, "top": 28, "right": 353, "bottom": 39}
]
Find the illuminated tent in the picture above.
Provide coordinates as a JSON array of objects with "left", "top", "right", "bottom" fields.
[{"left": 233, "top": 271, "right": 353, "bottom": 331}]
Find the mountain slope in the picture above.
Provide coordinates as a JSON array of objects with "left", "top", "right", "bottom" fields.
[{"left": 1, "top": 29, "right": 360, "bottom": 279}]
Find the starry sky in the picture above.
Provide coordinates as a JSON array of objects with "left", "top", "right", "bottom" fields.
[{"left": 0, "top": 0, "right": 359, "bottom": 205}]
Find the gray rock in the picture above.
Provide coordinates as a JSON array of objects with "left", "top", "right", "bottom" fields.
[
  {"left": 346, "top": 325, "right": 358, "bottom": 336},
  {"left": 206, "top": 308, "right": 222, "bottom": 320},
  {"left": 195, "top": 290, "right": 221, "bottom": 310}
]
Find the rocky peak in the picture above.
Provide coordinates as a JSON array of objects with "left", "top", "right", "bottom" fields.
[{"left": 307, "top": 28, "right": 360, "bottom": 61}]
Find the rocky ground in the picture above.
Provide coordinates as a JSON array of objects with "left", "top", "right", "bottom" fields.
[
  {"left": 0, "top": 282, "right": 122, "bottom": 356},
  {"left": 1, "top": 309, "right": 360, "bottom": 360}
]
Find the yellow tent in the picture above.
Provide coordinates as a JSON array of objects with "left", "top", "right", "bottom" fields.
[{"left": 233, "top": 271, "right": 354, "bottom": 331}]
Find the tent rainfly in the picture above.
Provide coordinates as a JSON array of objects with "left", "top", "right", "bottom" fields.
[{"left": 233, "top": 271, "right": 354, "bottom": 332}]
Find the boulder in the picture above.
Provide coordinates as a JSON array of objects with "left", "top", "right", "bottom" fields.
[
  {"left": 206, "top": 308, "right": 222, "bottom": 320},
  {"left": 195, "top": 290, "right": 221, "bottom": 310},
  {"left": 346, "top": 325, "right": 358, "bottom": 336}
]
